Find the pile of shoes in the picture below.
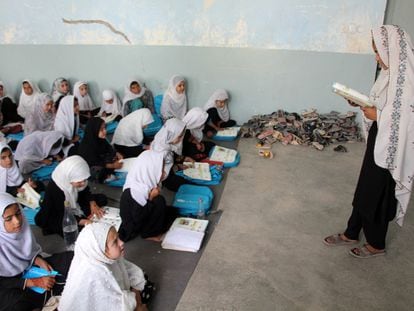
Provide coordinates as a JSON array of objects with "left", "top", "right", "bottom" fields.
[{"left": 240, "top": 109, "right": 362, "bottom": 151}]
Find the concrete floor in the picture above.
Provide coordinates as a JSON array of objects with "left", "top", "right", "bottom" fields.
[{"left": 176, "top": 139, "right": 414, "bottom": 311}]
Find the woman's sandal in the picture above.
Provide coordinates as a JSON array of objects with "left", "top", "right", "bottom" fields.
[
  {"left": 323, "top": 234, "right": 359, "bottom": 246},
  {"left": 349, "top": 244, "right": 386, "bottom": 259}
]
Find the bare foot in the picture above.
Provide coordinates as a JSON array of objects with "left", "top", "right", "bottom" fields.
[{"left": 145, "top": 234, "right": 164, "bottom": 242}]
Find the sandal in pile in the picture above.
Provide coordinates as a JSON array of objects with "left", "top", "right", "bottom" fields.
[{"left": 258, "top": 149, "right": 274, "bottom": 159}]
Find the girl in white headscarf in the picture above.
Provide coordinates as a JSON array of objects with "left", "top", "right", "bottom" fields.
[
  {"left": 122, "top": 79, "right": 154, "bottom": 116},
  {"left": 324, "top": 25, "right": 414, "bottom": 258},
  {"left": 35, "top": 156, "right": 107, "bottom": 236},
  {"left": 99, "top": 89, "right": 123, "bottom": 122},
  {"left": 160, "top": 75, "right": 187, "bottom": 121},
  {"left": 151, "top": 118, "right": 193, "bottom": 192},
  {"left": 119, "top": 150, "right": 176, "bottom": 242},
  {"left": 112, "top": 108, "right": 154, "bottom": 158},
  {"left": 0, "top": 81, "right": 23, "bottom": 127},
  {"left": 0, "top": 192, "right": 74, "bottom": 310},
  {"left": 60, "top": 222, "right": 148, "bottom": 311},
  {"left": 203, "top": 89, "right": 237, "bottom": 137},
  {"left": 24, "top": 93, "right": 55, "bottom": 135},
  {"left": 182, "top": 107, "right": 215, "bottom": 161},
  {"left": 0, "top": 141, "right": 40, "bottom": 197},
  {"left": 51, "top": 77, "right": 71, "bottom": 103},
  {"left": 54, "top": 95, "right": 80, "bottom": 152},
  {"left": 14, "top": 131, "right": 64, "bottom": 174},
  {"left": 73, "top": 81, "right": 99, "bottom": 124},
  {"left": 18, "top": 80, "right": 40, "bottom": 119}
]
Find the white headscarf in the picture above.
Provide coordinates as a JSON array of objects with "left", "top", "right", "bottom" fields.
[
  {"left": 0, "top": 142, "right": 24, "bottom": 193},
  {"left": 183, "top": 107, "right": 208, "bottom": 142},
  {"left": 51, "top": 78, "right": 70, "bottom": 102},
  {"left": 160, "top": 75, "right": 187, "bottom": 120},
  {"left": 123, "top": 150, "right": 164, "bottom": 206},
  {"left": 151, "top": 118, "right": 186, "bottom": 174},
  {"left": 99, "top": 89, "right": 122, "bottom": 117},
  {"left": 60, "top": 222, "right": 146, "bottom": 311},
  {"left": 24, "top": 93, "right": 55, "bottom": 135},
  {"left": 51, "top": 156, "right": 90, "bottom": 216},
  {"left": 112, "top": 108, "right": 153, "bottom": 147},
  {"left": 122, "top": 79, "right": 146, "bottom": 105},
  {"left": 14, "top": 131, "right": 63, "bottom": 174},
  {"left": 18, "top": 80, "right": 40, "bottom": 118},
  {"left": 73, "top": 81, "right": 95, "bottom": 111},
  {"left": 370, "top": 25, "right": 414, "bottom": 226},
  {"left": 54, "top": 95, "right": 79, "bottom": 140},
  {"left": 204, "top": 89, "right": 230, "bottom": 122},
  {"left": 0, "top": 193, "right": 41, "bottom": 277}
]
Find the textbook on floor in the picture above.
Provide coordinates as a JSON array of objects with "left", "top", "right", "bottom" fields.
[{"left": 162, "top": 217, "right": 209, "bottom": 253}]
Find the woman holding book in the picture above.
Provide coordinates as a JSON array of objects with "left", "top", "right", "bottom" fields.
[{"left": 324, "top": 25, "right": 414, "bottom": 258}]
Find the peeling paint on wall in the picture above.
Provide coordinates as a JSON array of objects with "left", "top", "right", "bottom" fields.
[{"left": 0, "top": 0, "right": 386, "bottom": 54}]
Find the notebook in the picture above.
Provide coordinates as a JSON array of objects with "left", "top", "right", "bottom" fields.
[
  {"left": 162, "top": 217, "right": 209, "bottom": 253},
  {"left": 16, "top": 183, "right": 41, "bottom": 209},
  {"left": 214, "top": 127, "right": 240, "bottom": 137},
  {"left": 332, "top": 82, "right": 374, "bottom": 108},
  {"left": 115, "top": 157, "right": 136, "bottom": 173},
  {"left": 91, "top": 206, "right": 122, "bottom": 231},
  {"left": 183, "top": 162, "right": 212, "bottom": 181},
  {"left": 209, "top": 146, "right": 237, "bottom": 163}
]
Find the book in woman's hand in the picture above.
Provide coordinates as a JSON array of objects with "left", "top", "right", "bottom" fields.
[{"left": 332, "top": 82, "right": 374, "bottom": 108}]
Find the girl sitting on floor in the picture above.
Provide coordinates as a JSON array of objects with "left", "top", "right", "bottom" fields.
[
  {"left": 51, "top": 77, "right": 71, "bottom": 103},
  {"left": 151, "top": 118, "right": 193, "bottom": 192},
  {"left": 98, "top": 89, "right": 123, "bottom": 122},
  {"left": 14, "top": 131, "right": 64, "bottom": 174},
  {"left": 35, "top": 155, "right": 107, "bottom": 236},
  {"left": 122, "top": 79, "right": 154, "bottom": 116},
  {"left": 182, "top": 107, "right": 215, "bottom": 161},
  {"left": 24, "top": 93, "right": 55, "bottom": 135},
  {"left": 203, "top": 89, "right": 236, "bottom": 137},
  {"left": 160, "top": 75, "right": 187, "bottom": 121},
  {"left": 112, "top": 108, "right": 154, "bottom": 158},
  {"left": 77, "top": 117, "right": 123, "bottom": 183},
  {"left": 0, "top": 193, "right": 73, "bottom": 311},
  {"left": 18, "top": 80, "right": 41, "bottom": 119},
  {"left": 73, "top": 81, "right": 99, "bottom": 124},
  {"left": 54, "top": 95, "right": 80, "bottom": 155},
  {"left": 60, "top": 222, "right": 150, "bottom": 311},
  {"left": 119, "top": 150, "right": 176, "bottom": 242},
  {"left": 0, "top": 81, "right": 24, "bottom": 126},
  {"left": 0, "top": 142, "right": 41, "bottom": 197}
]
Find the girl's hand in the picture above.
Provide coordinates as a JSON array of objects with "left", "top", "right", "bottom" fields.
[
  {"left": 90, "top": 201, "right": 105, "bottom": 218},
  {"left": 34, "top": 256, "right": 53, "bottom": 271},
  {"left": 26, "top": 276, "right": 55, "bottom": 291},
  {"left": 102, "top": 112, "right": 107, "bottom": 117},
  {"left": 72, "top": 135, "right": 80, "bottom": 143},
  {"left": 149, "top": 187, "right": 160, "bottom": 201},
  {"left": 79, "top": 219, "right": 92, "bottom": 226},
  {"left": 361, "top": 106, "right": 377, "bottom": 121},
  {"left": 115, "top": 152, "right": 123, "bottom": 161},
  {"left": 196, "top": 143, "right": 205, "bottom": 152},
  {"left": 27, "top": 178, "right": 37, "bottom": 189},
  {"left": 42, "top": 158, "right": 53, "bottom": 165},
  {"left": 347, "top": 99, "right": 359, "bottom": 107},
  {"left": 184, "top": 157, "right": 195, "bottom": 163}
]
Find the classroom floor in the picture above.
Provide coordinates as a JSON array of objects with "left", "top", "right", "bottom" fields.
[{"left": 32, "top": 138, "right": 414, "bottom": 311}]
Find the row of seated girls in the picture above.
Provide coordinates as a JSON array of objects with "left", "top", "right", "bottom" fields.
[{"left": 0, "top": 74, "right": 237, "bottom": 310}]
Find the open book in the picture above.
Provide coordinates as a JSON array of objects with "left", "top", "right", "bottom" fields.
[
  {"left": 115, "top": 157, "right": 136, "bottom": 173},
  {"left": 183, "top": 162, "right": 212, "bottom": 181},
  {"left": 209, "top": 146, "right": 237, "bottom": 164},
  {"left": 215, "top": 127, "right": 240, "bottom": 137},
  {"left": 162, "top": 217, "right": 209, "bottom": 252},
  {"left": 332, "top": 82, "right": 374, "bottom": 108},
  {"left": 91, "top": 206, "right": 122, "bottom": 231},
  {"left": 16, "top": 183, "right": 41, "bottom": 209},
  {"left": 100, "top": 114, "right": 118, "bottom": 124}
]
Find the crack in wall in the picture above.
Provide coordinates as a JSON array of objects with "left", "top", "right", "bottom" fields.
[{"left": 62, "top": 18, "right": 131, "bottom": 44}]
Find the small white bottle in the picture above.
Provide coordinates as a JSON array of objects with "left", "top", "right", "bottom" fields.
[{"left": 197, "top": 198, "right": 205, "bottom": 219}]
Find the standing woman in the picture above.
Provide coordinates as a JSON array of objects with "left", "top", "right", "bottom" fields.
[
  {"left": 324, "top": 25, "right": 414, "bottom": 258},
  {"left": 160, "top": 75, "right": 187, "bottom": 121},
  {"left": 112, "top": 108, "right": 154, "bottom": 158},
  {"left": 119, "top": 150, "right": 176, "bottom": 242},
  {"left": 24, "top": 93, "right": 55, "bottom": 135},
  {"left": 18, "top": 80, "right": 40, "bottom": 119},
  {"left": 0, "top": 192, "right": 73, "bottom": 311},
  {"left": 203, "top": 89, "right": 237, "bottom": 137}
]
